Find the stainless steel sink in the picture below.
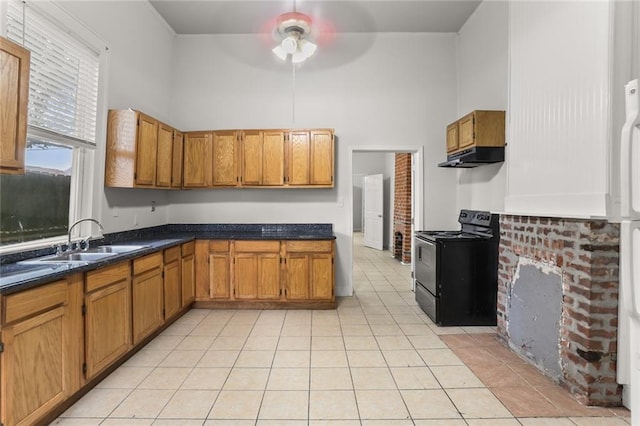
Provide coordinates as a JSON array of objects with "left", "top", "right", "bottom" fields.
[
  {"left": 91, "top": 245, "right": 148, "bottom": 254},
  {"left": 18, "top": 245, "right": 149, "bottom": 265},
  {"left": 34, "top": 252, "right": 118, "bottom": 263}
]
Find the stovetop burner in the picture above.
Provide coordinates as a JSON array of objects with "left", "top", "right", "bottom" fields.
[
  {"left": 416, "top": 230, "right": 483, "bottom": 241},
  {"left": 415, "top": 209, "right": 499, "bottom": 242}
]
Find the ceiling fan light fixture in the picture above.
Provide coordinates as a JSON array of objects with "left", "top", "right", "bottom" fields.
[
  {"left": 272, "top": 44, "right": 288, "bottom": 61},
  {"left": 272, "top": 11, "right": 316, "bottom": 63},
  {"left": 299, "top": 39, "right": 317, "bottom": 57},
  {"left": 281, "top": 33, "right": 299, "bottom": 54}
]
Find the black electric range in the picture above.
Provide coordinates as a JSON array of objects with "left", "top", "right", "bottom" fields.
[{"left": 413, "top": 209, "right": 499, "bottom": 326}]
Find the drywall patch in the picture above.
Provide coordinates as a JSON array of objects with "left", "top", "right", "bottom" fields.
[{"left": 508, "top": 257, "right": 563, "bottom": 380}]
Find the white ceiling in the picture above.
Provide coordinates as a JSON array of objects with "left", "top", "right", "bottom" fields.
[{"left": 148, "top": 0, "right": 482, "bottom": 35}]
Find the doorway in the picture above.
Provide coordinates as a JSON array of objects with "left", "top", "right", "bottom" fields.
[{"left": 349, "top": 146, "right": 424, "bottom": 295}]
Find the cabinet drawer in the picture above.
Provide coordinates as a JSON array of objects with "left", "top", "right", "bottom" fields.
[
  {"left": 3, "top": 280, "right": 68, "bottom": 324},
  {"left": 182, "top": 241, "right": 195, "bottom": 256},
  {"left": 133, "top": 252, "right": 163, "bottom": 275},
  {"left": 86, "top": 261, "right": 131, "bottom": 293},
  {"left": 209, "top": 240, "right": 229, "bottom": 252},
  {"left": 164, "top": 246, "right": 180, "bottom": 263},
  {"left": 234, "top": 240, "right": 280, "bottom": 252},
  {"left": 285, "top": 240, "right": 332, "bottom": 253}
]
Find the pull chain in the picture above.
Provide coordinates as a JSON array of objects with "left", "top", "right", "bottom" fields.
[{"left": 292, "top": 61, "right": 296, "bottom": 125}]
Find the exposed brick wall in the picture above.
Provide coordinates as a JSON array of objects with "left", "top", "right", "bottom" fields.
[
  {"left": 393, "top": 153, "right": 412, "bottom": 263},
  {"left": 498, "top": 215, "right": 621, "bottom": 406}
]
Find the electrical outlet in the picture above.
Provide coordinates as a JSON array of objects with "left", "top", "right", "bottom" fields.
[
  {"left": 112, "top": 206, "right": 119, "bottom": 217},
  {"left": 151, "top": 201, "right": 156, "bottom": 212}
]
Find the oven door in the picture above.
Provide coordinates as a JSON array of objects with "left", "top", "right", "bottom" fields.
[{"left": 414, "top": 235, "right": 437, "bottom": 295}]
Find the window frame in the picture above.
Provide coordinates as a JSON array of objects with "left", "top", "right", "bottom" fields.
[{"left": 0, "top": 0, "right": 109, "bottom": 254}]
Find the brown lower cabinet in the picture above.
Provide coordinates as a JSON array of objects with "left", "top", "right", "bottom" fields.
[
  {"left": 0, "top": 237, "right": 333, "bottom": 424},
  {"left": 181, "top": 241, "right": 195, "bottom": 307},
  {"left": 234, "top": 241, "right": 281, "bottom": 300},
  {"left": 0, "top": 242, "right": 196, "bottom": 425},
  {"left": 84, "top": 262, "right": 132, "bottom": 381},
  {"left": 163, "top": 246, "right": 181, "bottom": 320},
  {"left": 285, "top": 240, "right": 334, "bottom": 300},
  {"left": 194, "top": 239, "right": 335, "bottom": 308},
  {"left": 0, "top": 274, "right": 83, "bottom": 426},
  {"left": 132, "top": 252, "right": 164, "bottom": 345}
]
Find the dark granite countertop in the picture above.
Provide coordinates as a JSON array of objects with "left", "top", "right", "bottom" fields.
[{"left": 0, "top": 224, "right": 334, "bottom": 295}]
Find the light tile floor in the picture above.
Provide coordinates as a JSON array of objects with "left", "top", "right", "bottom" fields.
[{"left": 54, "top": 234, "right": 631, "bottom": 425}]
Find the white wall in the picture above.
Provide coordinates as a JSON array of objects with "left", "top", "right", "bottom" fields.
[
  {"left": 455, "top": 0, "right": 508, "bottom": 214},
  {"left": 168, "top": 33, "right": 459, "bottom": 295},
  {"left": 57, "top": 1, "right": 176, "bottom": 232}
]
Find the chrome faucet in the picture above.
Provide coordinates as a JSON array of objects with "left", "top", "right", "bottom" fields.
[{"left": 66, "top": 218, "right": 104, "bottom": 252}]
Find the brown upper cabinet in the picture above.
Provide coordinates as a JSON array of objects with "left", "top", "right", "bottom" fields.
[
  {"left": 212, "top": 130, "right": 240, "bottom": 186},
  {"left": 155, "top": 122, "right": 174, "bottom": 187},
  {"left": 105, "top": 109, "right": 334, "bottom": 189},
  {"left": 0, "top": 37, "right": 30, "bottom": 175},
  {"left": 171, "top": 130, "right": 184, "bottom": 188},
  {"left": 286, "top": 129, "right": 334, "bottom": 187},
  {"left": 106, "top": 110, "right": 178, "bottom": 188},
  {"left": 241, "top": 130, "right": 285, "bottom": 186},
  {"left": 446, "top": 110, "right": 505, "bottom": 155},
  {"left": 446, "top": 121, "right": 459, "bottom": 153},
  {"left": 183, "top": 131, "right": 213, "bottom": 188}
]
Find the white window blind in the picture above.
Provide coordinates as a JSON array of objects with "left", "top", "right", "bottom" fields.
[{"left": 6, "top": 0, "right": 100, "bottom": 146}]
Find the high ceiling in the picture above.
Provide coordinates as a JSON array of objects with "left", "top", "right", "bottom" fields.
[{"left": 148, "top": 0, "right": 482, "bottom": 35}]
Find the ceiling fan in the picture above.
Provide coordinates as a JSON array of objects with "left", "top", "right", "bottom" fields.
[
  {"left": 272, "top": 12, "right": 317, "bottom": 63},
  {"left": 271, "top": 4, "right": 318, "bottom": 63}
]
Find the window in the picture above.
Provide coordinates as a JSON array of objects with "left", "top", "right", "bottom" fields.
[{"left": 0, "top": 0, "right": 103, "bottom": 249}]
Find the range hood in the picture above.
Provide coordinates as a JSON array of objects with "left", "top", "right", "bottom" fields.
[{"left": 438, "top": 146, "right": 505, "bottom": 168}]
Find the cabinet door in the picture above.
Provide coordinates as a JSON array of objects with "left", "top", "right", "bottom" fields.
[
  {"left": 213, "top": 130, "right": 239, "bottom": 186},
  {"left": 446, "top": 122, "right": 459, "bottom": 153},
  {"left": 287, "top": 131, "right": 310, "bottom": 185},
  {"left": 84, "top": 278, "right": 131, "bottom": 380},
  {"left": 257, "top": 253, "right": 281, "bottom": 299},
  {"left": 1, "top": 308, "right": 69, "bottom": 425},
  {"left": 263, "top": 130, "right": 285, "bottom": 186},
  {"left": 286, "top": 254, "right": 310, "bottom": 299},
  {"left": 1, "top": 279, "right": 73, "bottom": 426},
  {"left": 132, "top": 261, "right": 164, "bottom": 344},
  {"left": 234, "top": 253, "right": 258, "bottom": 299},
  {"left": 233, "top": 252, "right": 281, "bottom": 300},
  {"left": 171, "top": 130, "right": 184, "bottom": 188},
  {"left": 0, "top": 37, "right": 29, "bottom": 175},
  {"left": 458, "top": 113, "right": 475, "bottom": 150},
  {"left": 183, "top": 132, "right": 212, "bottom": 187},
  {"left": 164, "top": 247, "right": 181, "bottom": 320},
  {"left": 310, "top": 254, "right": 333, "bottom": 299},
  {"left": 242, "top": 130, "right": 263, "bottom": 185},
  {"left": 310, "top": 130, "right": 333, "bottom": 186},
  {"left": 135, "top": 113, "right": 158, "bottom": 186},
  {"left": 209, "top": 252, "right": 231, "bottom": 299},
  {"left": 181, "top": 242, "right": 195, "bottom": 306},
  {"left": 156, "top": 122, "right": 173, "bottom": 187}
]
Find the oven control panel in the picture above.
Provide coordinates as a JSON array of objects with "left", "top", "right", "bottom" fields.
[{"left": 459, "top": 209, "right": 492, "bottom": 226}]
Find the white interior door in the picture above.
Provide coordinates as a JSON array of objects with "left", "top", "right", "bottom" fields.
[{"left": 364, "top": 174, "right": 384, "bottom": 250}]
